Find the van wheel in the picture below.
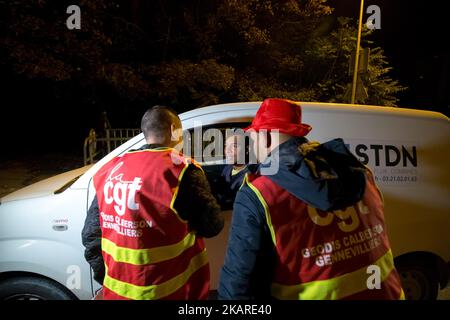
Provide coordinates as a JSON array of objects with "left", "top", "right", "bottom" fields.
[
  {"left": 396, "top": 260, "right": 439, "bottom": 300},
  {"left": 0, "top": 277, "right": 75, "bottom": 300}
]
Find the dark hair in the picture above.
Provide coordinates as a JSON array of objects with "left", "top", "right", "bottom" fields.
[{"left": 141, "top": 105, "right": 180, "bottom": 140}]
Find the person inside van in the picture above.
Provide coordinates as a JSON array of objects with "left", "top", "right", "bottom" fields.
[
  {"left": 222, "top": 130, "right": 250, "bottom": 191},
  {"left": 214, "top": 130, "right": 250, "bottom": 209}
]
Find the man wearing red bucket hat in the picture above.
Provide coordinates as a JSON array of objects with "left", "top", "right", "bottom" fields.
[{"left": 218, "top": 98, "right": 404, "bottom": 300}]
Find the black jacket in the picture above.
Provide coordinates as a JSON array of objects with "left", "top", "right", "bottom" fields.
[
  {"left": 81, "top": 144, "right": 224, "bottom": 284},
  {"left": 213, "top": 165, "right": 250, "bottom": 210}
]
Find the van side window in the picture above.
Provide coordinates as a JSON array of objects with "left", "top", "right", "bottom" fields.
[{"left": 185, "top": 123, "right": 250, "bottom": 210}]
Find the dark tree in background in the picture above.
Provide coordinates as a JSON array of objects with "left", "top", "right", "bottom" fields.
[
  {"left": 312, "top": 17, "right": 406, "bottom": 106},
  {"left": 1, "top": 0, "right": 405, "bottom": 110},
  {"left": 1, "top": 0, "right": 152, "bottom": 110},
  {"left": 0, "top": 0, "right": 410, "bottom": 156}
]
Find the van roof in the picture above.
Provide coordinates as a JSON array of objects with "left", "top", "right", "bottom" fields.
[{"left": 180, "top": 101, "right": 449, "bottom": 123}]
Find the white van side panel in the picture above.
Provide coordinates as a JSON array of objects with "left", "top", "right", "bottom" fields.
[{"left": 0, "top": 190, "right": 93, "bottom": 299}]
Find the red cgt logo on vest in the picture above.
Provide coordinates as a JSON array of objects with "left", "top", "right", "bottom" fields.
[
  {"left": 103, "top": 162, "right": 142, "bottom": 216},
  {"left": 100, "top": 162, "right": 153, "bottom": 238}
]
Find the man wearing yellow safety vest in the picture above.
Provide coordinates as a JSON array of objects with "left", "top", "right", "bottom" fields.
[
  {"left": 82, "top": 105, "right": 223, "bottom": 300},
  {"left": 218, "top": 98, "right": 404, "bottom": 300}
]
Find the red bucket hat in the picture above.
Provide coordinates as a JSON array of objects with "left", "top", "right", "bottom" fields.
[{"left": 244, "top": 98, "right": 312, "bottom": 137}]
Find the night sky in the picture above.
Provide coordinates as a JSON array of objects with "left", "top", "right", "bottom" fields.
[
  {"left": 0, "top": 0, "right": 448, "bottom": 159},
  {"left": 330, "top": 0, "right": 449, "bottom": 114}
]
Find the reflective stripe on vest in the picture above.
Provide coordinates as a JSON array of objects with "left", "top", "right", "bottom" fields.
[
  {"left": 101, "top": 232, "right": 197, "bottom": 265},
  {"left": 271, "top": 249, "right": 397, "bottom": 300},
  {"left": 103, "top": 249, "right": 208, "bottom": 300},
  {"left": 244, "top": 174, "right": 277, "bottom": 245}
]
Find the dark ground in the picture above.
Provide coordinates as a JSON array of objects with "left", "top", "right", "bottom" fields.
[{"left": 0, "top": 152, "right": 84, "bottom": 198}]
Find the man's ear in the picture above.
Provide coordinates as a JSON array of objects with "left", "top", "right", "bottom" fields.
[
  {"left": 170, "top": 124, "right": 175, "bottom": 140},
  {"left": 170, "top": 124, "right": 179, "bottom": 141}
]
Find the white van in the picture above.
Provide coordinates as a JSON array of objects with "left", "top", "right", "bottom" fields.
[{"left": 0, "top": 102, "right": 448, "bottom": 300}]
